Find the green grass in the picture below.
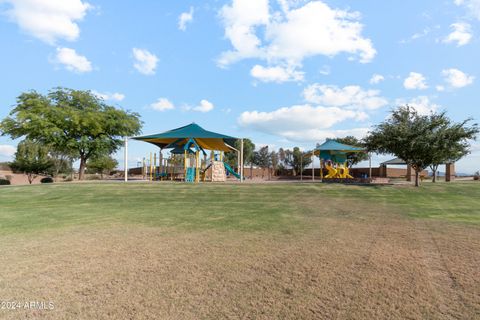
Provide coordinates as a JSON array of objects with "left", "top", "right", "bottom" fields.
[{"left": 0, "top": 181, "right": 479, "bottom": 234}]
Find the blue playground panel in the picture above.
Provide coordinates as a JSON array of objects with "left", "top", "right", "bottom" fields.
[{"left": 185, "top": 167, "right": 196, "bottom": 182}]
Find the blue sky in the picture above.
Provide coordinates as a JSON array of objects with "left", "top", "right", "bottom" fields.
[{"left": 0, "top": 0, "right": 479, "bottom": 173}]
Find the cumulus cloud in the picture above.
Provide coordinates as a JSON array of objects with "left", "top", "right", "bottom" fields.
[
  {"left": 442, "top": 68, "right": 475, "bottom": 88},
  {"left": 369, "top": 74, "right": 385, "bottom": 84},
  {"left": 178, "top": 7, "right": 194, "bottom": 31},
  {"left": 92, "top": 91, "right": 125, "bottom": 102},
  {"left": 403, "top": 72, "right": 428, "bottom": 90},
  {"left": 55, "top": 47, "right": 92, "bottom": 73},
  {"left": 192, "top": 99, "right": 214, "bottom": 113},
  {"left": 238, "top": 104, "right": 368, "bottom": 142},
  {"left": 0, "top": 145, "right": 16, "bottom": 157},
  {"left": 219, "top": 0, "right": 375, "bottom": 80},
  {"left": 395, "top": 96, "right": 440, "bottom": 115},
  {"left": 303, "top": 84, "right": 388, "bottom": 110},
  {"left": 250, "top": 64, "right": 304, "bottom": 83},
  {"left": 150, "top": 98, "right": 175, "bottom": 112},
  {"left": 454, "top": 0, "right": 480, "bottom": 20},
  {"left": 443, "top": 22, "right": 472, "bottom": 46},
  {"left": 3, "top": 0, "right": 92, "bottom": 45},
  {"left": 132, "top": 48, "right": 158, "bottom": 75}
]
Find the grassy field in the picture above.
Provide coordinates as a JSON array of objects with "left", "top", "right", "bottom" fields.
[{"left": 0, "top": 182, "right": 479, "bottom": 319}]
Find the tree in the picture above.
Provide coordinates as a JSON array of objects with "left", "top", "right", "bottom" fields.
[
  {"left": 334, "top": 136, "right": 368, "bottom": 167},
  {"left": 253, "top": 146, "right": 271, "bottom": 179},
  {"left": 0, "top": 88, "right": 142, "bottom": 180},
  {"left": 426, "top": 115, "right": 479, "bottom": 182},
  {"left": 10, "top": 140, "right": 53, "bottom": 184},
  {"left": 364, "top": 106, "right": 478, "bottom": 186},
  {"left": 270, "top": 150, "right": 279, "bottom": 176},
  {"left": 285, "top": 147, "right": 312, "bottom": 176},
  {"left": 86, "top": 154, "right": 118, "bottom": 179}
]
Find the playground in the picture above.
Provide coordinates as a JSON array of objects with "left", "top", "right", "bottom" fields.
[
  {"left": 127, "top": 123, "right": 385, "bottom": 184},
  {"left": 131, "top": 123, "right": 243, "bottom": 183},
  {"left": 0, "top": 181, "right": 479, "bottom": 319}
]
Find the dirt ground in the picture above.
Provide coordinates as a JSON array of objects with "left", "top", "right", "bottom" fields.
[{"left": 0, "top": 205, "right": 478, "bottom": 320}]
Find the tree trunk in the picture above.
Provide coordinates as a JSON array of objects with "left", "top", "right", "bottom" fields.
[
  {"left": 415, "top": 170, "right": 420, "bottom": 187},
  {"left": 28, "top": 173, "right": 34, "bottom": 184},
  {"left": 78, "top": 155, "right": 87, "bottom": 180},
  {"left": 431, "top": 165, "right": 438, "bottom": 183}
]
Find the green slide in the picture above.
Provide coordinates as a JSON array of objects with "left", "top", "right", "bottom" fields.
[{"left": 223, "top": 162, "right": 241, "bottom": 179}]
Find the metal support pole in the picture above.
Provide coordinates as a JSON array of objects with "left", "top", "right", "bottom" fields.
[
  {"left": 124, "top": 137, "right": 128, "bottom": 182},
  {"left": 312, "top": 154, "right": 315, "bottom": 181},
  {"left": 150, "top": 152, "right": 153, "bottom": 181},
  {"left": 240, "top": 139, "right": 244, "bottom": 183}
]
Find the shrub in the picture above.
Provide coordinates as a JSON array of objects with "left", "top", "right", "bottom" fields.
[
  {"left": 474, "top": 171, "right": 480, "bottom": 181},
  {"left": 0, "top": 179, "right": 11, "bottom": 185},
  {"left": 40, "top": 177, "right": 54, "bottom": 183}
]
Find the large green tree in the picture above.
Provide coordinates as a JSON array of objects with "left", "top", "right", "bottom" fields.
[
  {"left": 426, "top": 115, "right": 479, "bottom": 182},
  {"left": 364, "top": 106, "right": 478, "bottom": 186},
  {"left": 10, "top": 139, "right": 54, "bottom": 184},
  {"left": 0, "top": 88, "right": 142, "bottom": 180}
]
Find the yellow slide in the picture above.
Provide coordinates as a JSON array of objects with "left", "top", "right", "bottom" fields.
[
  {"left": 325, "top": 163, "right": 338, "bottom": 178},
  {"left": 337, "top": 164, "right": 353, "bottom": 179}
]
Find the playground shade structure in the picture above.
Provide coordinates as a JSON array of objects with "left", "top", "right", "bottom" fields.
[
  {"left": 315, "top": 140, "right": 365, "bottom": 179},
  {"left": 132, "top": 123, "right": 237, "bottom": 152},
  {"left": 132, "top": 123, "right": 240, "bottom": 182}
]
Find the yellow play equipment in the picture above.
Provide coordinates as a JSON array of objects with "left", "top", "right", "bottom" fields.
[
  {"left": 324, "top": 161, "right": 353, "bottom": 179},
  {"left": 316, "top": 139, "right": 365, "bottom": 180}
]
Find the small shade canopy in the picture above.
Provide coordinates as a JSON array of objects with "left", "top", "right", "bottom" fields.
[
  {"left": 315, "top": 140, "right": 365, "bottom": 163},
  {"left": 132, "top": 123, "right": 237, "bottom": 152},
  {"left": 381, "top": 157, "right": 406, "bottom": 165}
]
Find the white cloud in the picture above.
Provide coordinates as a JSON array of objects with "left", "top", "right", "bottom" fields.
[
  {"left": 219, "top": 0, "right": 376, "bottom": 79},
  {"left": 178, "top": 7, "right": 194, "bottom": 31},
  {"left": 192, "top": 99, "right": 214, "bottom": 113},
  {"left": 303, "top": 84, "right": 388, "bottom": 110},
  {"left": 369, "top": 74, "right": 385, "bottom": 84},
  {"left": 250, "top": 64, "right": 304, "bottom": 83},
  {"left": 92, "top": 91, "right": 125, "bottom": 102},
  {"left": 55, "top": 47, "right": 92, "bottom": 73},
  {"left": 454, "top": 0, "right": 480, "bottom": 20},
  {"left": 442, "top": 68, "right": 475, "bottom": 88},
  {"left": 238, "top": 104, "right": 368, "bottom": 142},
  {"left": 443, "top": 22, "right": 472, "bottom": 46},
  {"left": 395, "top": 96, "right": 440, "bottom": 115},
  {"left": 436, "top": 85, "right": 445, "bottom": 92},
  {"left": 0, "top": 145, "right": 16, "bottom": 157},
  {"left": 403, "top": 72, "right": 428, "bottom": 90},
  {"left": 132, "top": 48, "right": 158, "bottom": 75},
  {"left": 3, "top": 0, "right": 92, "bottom": 45},
  {"left": 150, "top": 98, "right": 175, "bottom": 112}
]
